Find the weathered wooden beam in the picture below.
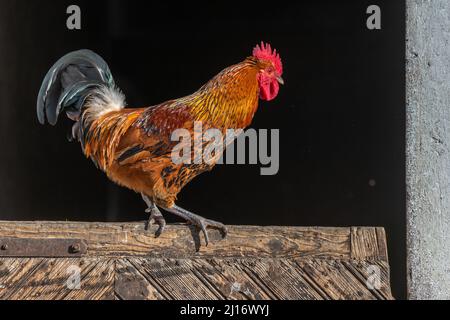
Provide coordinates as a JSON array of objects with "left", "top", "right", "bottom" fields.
[
  {"left": 0, "top": 221, "right": 385, "bottom": 260},
  {"left": 0, "top": 222, "right": 393, "bottom": 300}
]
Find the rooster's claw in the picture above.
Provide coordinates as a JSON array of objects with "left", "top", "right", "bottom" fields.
[
  {"left": 145, "top": 210, "right": 166, "bottom": 238},
  {"left": 192, "top": 217, "right": 228, "bottom": 246},
  {"left": 142, "top": 194, "right": 167, "bottom": 237},
  {"left": 166, "top": 204, "right": 228, "bottom": 246},
  {"left": 145, "top": 213, "right": 166, "bottom": 238}
]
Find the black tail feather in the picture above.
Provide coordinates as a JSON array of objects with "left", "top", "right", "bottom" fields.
[{"left": 37, "top": 49, "right": 115, "bottom": 126}]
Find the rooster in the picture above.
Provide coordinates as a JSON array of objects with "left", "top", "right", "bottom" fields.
[{"left": 37, "top": 42, "right": 284, "bottom": 245}]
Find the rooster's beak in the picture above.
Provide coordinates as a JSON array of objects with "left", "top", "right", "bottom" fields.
[{"left": 277, "top": 76, "right": 285, "bottom": 85}]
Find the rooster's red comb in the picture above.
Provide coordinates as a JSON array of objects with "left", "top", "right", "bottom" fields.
[{"left": 252, "top": 42, "right": 283, "bottom": 75}]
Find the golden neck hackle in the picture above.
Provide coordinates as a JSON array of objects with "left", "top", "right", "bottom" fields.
[{"left": 186, "top": 58, "right": 261, "bottom": 130}]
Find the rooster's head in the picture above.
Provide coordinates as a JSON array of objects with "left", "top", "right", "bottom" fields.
[{"left": 252, "top": 42, "right": 284, "bottom": 101}]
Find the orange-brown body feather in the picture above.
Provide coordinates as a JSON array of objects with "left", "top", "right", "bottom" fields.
[{"left": 82, "top": 57, "right": 264, "bottom": 208}]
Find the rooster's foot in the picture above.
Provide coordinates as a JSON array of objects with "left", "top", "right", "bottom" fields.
[
  {"left": 145, "top": 208, "right": 166, "bottom": 237},
  {"left": 166, "top": 205, "right": 228, "bottom": 246},
  {"left": 142, "top": 194, "right": 166, "bottom": 237}
]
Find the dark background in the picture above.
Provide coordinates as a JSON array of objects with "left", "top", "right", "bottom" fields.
[{"left": 0, "top": 0, "right": 406, "bottom": 298}]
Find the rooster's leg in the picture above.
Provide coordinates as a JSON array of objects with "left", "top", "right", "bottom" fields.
[
  {"left": 141, "top": 194, "right": 166, "bottom": 237},
  {"left": 165, "top": 205, "right": 228, "bottom": 246}
]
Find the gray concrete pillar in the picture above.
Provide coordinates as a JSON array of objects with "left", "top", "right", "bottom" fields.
[{"left": 407, "top": 0, "right": 450, "bottom": 299}]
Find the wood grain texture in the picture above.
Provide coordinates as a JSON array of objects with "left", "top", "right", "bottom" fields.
[
  {"left": 351, "top": 227, "right": 388, "bottom": 260},
  {"left": 0, "top": 258, "right": 114, "bottom": 300},
  {"left": 0, "top": 222, "right": 352, "bottom": 258},
  {"left": 0, "top": 222, "right": 393, "bottom": 300}
]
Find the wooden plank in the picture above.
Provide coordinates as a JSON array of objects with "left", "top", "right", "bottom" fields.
[
  {"left": 0, "top": 258, "right": 114, "bottom": 300},
  {"left": 190, "top": 259, "right": 272, "bottom": 300},
  {"left": 350, "top": 227, "right": 384, "bottom": 260},
  {"left": 129, "top": 258, "right": 221, "bottom": 300},
  {"left": 115, "top": 259, "right": 166, "bottom": 300},
  {"left": 63, "top": 259, "right": 115, "bottom": 300},
  {"left": 0, "top": 222, "right": 356, "bottom": 259},
  {"left": 375, "top": 228, "right": 389, "bottom": 261},
  {"left": 241, "top": 259, "right": 327, "bottom": 300},
  {"left": 0, "top": 258, "right": 45, "bottom": 299},
  {"left": 295, "top": 258, "right": 393, "bottom": 300},
  {"left": 341, "top": 260, "right": 393, "bottom": 300}
]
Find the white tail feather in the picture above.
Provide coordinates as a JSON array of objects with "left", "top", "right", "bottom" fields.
[{"left": 84, "top": 85, "right": 126, "bottom": 122}]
